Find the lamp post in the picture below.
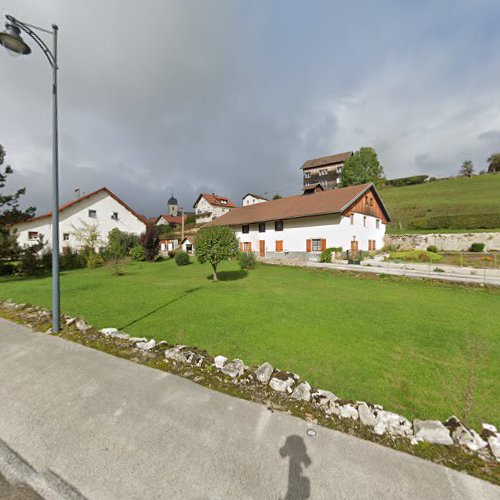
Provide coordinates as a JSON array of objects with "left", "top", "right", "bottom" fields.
[{"left": 0, "top": 15, "right": 61, "bottom": 332}]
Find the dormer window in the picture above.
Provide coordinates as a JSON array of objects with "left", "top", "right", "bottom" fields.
[
  {"left": 220, "top": 200, "right": 227, "bottom": 205},
  {"left": 111, "top": 212, "right": 119, "bottom": 220}
]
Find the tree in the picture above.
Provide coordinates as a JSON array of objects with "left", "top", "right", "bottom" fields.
[
  {"left": 487, "top": 152, "right": 500, "bottom": 173},
  {"left": 195, "top": 226, "right": 239, "bottom": 281},
  {"left": 72, "top": 219, "right": 103, "bottom": 268},
  {"left": 0, "top": 145, "right": 36, "bottom": 265},
  {"left": 340, "top": 147, "right": 385, "bottom": 187},
  {"left": 459, "top": 160, "right": 474, "bottom": 177},
  {"left": 272, "top": 194, "right": 282, "bottom": 200},
  {"left": 140, "top": 224, "right": 160, "bottom": 261},
  {"left": 107, "top": 228, "right": 139, "bottom": 257}
]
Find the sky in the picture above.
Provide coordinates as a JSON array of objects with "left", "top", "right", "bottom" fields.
[{"left": 1, "top": 0, "right": 499, "bottom": 217}]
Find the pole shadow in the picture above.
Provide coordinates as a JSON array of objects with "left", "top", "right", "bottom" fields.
[
  {"left": 279, "top": 435, "right": 312, "bottom": 500},
  {"left": 118, "top": 287, "right": 201, "bottom": 330}
]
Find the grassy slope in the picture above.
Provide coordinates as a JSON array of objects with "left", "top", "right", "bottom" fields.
[
  {"left": 380, "top": 174, "right": 500, "bottom": 233},
  {"left": 1, "top": 260, "right": 499, "bottom": 428}
]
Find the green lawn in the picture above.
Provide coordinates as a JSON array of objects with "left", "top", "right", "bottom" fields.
[
  {"left": 1, "top": 260, "right": 499, "bottom": 428},
  {"left": 380, "top": 174, "right": 500, "bottom": 233}
]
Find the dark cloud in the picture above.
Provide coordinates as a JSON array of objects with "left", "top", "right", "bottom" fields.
[{"left": 1, "top": 0, "right": 500, "bottom": 216}]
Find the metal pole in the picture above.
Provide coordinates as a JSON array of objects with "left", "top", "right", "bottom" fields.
[
  {"left": 51, "top": 24, "right": 60, "bottom": 332},
  {"left": 181, "top": 207, "right": 184, "bottom": 241}
]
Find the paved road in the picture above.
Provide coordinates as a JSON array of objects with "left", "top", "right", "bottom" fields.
[{"left": 0, "top": 318, "right": 498, "bottom": 500}]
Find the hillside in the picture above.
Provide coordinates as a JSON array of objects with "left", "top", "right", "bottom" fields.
[{"left": 380, "top": 174, "right": 500, "bottom": 233}]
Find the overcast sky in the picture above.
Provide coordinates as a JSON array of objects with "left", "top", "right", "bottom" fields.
[{"left": 1, "top": 0, "right": 499, "bottom": 216}]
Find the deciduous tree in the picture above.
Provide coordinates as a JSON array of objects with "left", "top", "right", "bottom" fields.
[
  {"left": 459, "top": 160, "right": 474, "bottom": 177},
  {"left": 140, "top": 224, "right": 160, "bottom": 261},
  {"left": 340, "top": 147, "right": 385, "bottom": 187},
  {"left": 487, "top": 152, "right": 500, "bottom": 173}
]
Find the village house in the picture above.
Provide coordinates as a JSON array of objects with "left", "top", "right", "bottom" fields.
[
  {"left": 13, "top": 187, "right": 148, "bottom": 253},
  {"left": 242, "top": 193, "right": 268, "bottom": 206},
  {"left": 207, "top": 183, "right": 390, "bottom": 260},
  {"left": 193, "top": 193, "right": 236, "bottom": 224},
  {"left": 301, "top": 151, "right": 353, "bottom": 191}
]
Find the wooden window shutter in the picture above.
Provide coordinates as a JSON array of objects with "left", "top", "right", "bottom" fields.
[
  {"left": 249, "top": 242, "right": 252, "bottom": 252},
  {"left": 239, "top": 242, "right": 244, "bottom": 251},
  {"left": 321, "top": 239, "right": 327, "bottom": 251},
  {"left": 306, "top": 239, "right": 312, "bottom": 252},
  {"left": 276, "top": 240, "right": 283, "bottom": 252}
]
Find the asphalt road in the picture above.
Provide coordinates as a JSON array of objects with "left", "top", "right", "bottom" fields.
[{"left": 0, "top": 318, "right": 498, "bottom": 500}]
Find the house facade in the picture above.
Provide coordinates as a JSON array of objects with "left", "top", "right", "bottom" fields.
[
  {"left": 207, "top": 183, "right": 390, "bottom": 260},
  {"left": 193, "top": 193, "right": 236, "bottom": 224},
  {"left": 301, "top": 151, "right": 353, "bottom": 191},
  {"left": 155, "top": 214, "right": 187, "bottom": 228},
  {"left": 242, "top": 193, "right": 268, "bottom": 206},
  {"left": 13, "top": 187, "right": 148, "bottom": 253}
]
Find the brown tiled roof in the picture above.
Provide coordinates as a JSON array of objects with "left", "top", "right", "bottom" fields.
[
  {"left": 206, "top": 183, "right": 390, "bottom": 226},
  {"left": 157, "top": 214, "right": 188, "bottom": 225},
  {"left": 21, "top": 187, "right": 150, "bottom": 226},
  {"left": 193, "top": 193, "right": 237, "bottom": 209},
  {"left": 300, "top": 151, "right": 353, "bottom": 170}
]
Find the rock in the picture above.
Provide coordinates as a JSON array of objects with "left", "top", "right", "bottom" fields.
[
  {"left": 487, "top": 435, "right": 500, "bottom": 460},
  {"left": 291, "top": 382, "right": 311, "bottom": 401},
  {"left": 184, "top": 351, "right": 205, "bottom": 366},
  {"left": 214, "top": 355, "right": 227, "bottom": 369},
  {"left": 100, "top": 327, "right": 118, "bottom": 336},
  {"left": 164, "top": 346, "right": 189, "bottom": 363},
  {"left": 311, "top": 389, "right": 338, "bottom": 407},
  {"left": 255, "top": 362, "right": 274, "bottom": 384},
  {"left": 358, "top": 403, "right": 376, "bottom": 427},
  {"left": 482, "top": 423, "right": 498, "bottom": 434},
  {"left": 413, "top": 420, "right": 453, "bottom": 445},
  {"left": 45, "top": 328, "right": 52, "bottom": 334},
  {"left": 136, "top": 339, "right": 156, "bottom": 350},
  {"left": 269, "top": 376, "right": 295, "bottom": 393},
  {"left": 374, "top": 411, "right": 412, "bottom": 437},
  {"left": 130, "top": 337, "right": 148, "bottom": 343},
  {"left": 339, "top": 404, "right": 358, "bottom": 420},
  {"left": 65, "top": 318, "right": 76, "bottom": 326},
  {"left": 222, "top": 359, "right": 245, "bottom": 378},
  {"left": 76, "top": 320, "right": 92, "bottom": 332},
  {"left": 446, "top": 417, "right": 488, "bottom": 452}
]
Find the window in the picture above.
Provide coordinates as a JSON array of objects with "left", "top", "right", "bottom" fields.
[
  {"left": 258, "top": 222, "right": 266, "bottom": 233},
  {"left": 220, "top": 200, "right": 227, "bottom": 205},
  {"left": 28, "top": 231, "right": 39, "bottom": 240},
  {"left": 337, "top": 167, "right": 342, "bottom": 173},
  {"left": 242, "top": 224, "right": 250, "bottom": 234},
  {"left": 63, "top": 233, "right": 70, "bottom": 241},
  {"left": 368, "top": 240, "right": 377, "bottom": 251},
  {"left": 376, "top": 219, "right": 380, "bottom": 229},
  {"left": 363, "top": 216, "right": 367, "bottom": 227},
  {"left": 275, "top": 220, "right": 283, "bottom": 231},
  {"left": 111, "top": 212, "right": 119, "bottom": 220},
  {"left": 312, "top": 239, "right": 322, "bottom": 252},
  {"left": 304, "top": 172, "right": 311, "bottom": 179},
  {"left": 350, "top": 214, "right": 354, "bottom": 225},
  {"left": 275, "top": 240, "right": 283, "bottom": 252},
  {"left": 370, "top": 197, "right": 374, "bottom": 207},
  {"left": 243, "top": 242, "right": 252, "bottom": 252},
  {"left": 88, "top": 209, "right": 97, "bottom": 218}
]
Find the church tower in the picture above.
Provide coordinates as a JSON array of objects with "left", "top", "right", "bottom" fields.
[{"left": 167, "top": 194, "right": 178, "bottom": 217}]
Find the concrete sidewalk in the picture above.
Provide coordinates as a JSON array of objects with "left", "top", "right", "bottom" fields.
[{"left": 0, "top": 318, "right": 498, "bottom": 499}]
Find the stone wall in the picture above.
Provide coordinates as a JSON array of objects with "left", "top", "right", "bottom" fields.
[{"left": 385, "top": 232, "right": 500, "bottom": 252}]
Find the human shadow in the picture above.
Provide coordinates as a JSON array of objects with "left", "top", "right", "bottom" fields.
[
  {"left": 205, "top": 270, "right": 248, "bottom": 281},
  {"left": 118, "top": 287, "right": 201, "bottom": 330},
  {"left": 280, "top": 435, "right": 312, "bottom": 500}
]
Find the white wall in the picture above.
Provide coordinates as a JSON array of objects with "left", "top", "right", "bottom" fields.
[
  {"left": 233, "top": 212, "right": 386, "bottom": 254},
  {"left": 14, "top": 191, "right": 147, "bottom": 253},
  {"left": 195, "top": 196, "right": 232, "bottom": 223},
  {"left": 243, "top": 195, "right": 267, "bottom": 206}
]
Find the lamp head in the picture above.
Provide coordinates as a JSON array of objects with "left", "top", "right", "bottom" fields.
[{"left": 0, "top": 22, "right": 31, "bottom": 55}]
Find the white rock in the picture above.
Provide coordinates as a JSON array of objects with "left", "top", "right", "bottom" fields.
[
  {"left": 374, "top": 411, "right": 412, "bottom": 437},
  {"left": 291, "top": 382, "right": 311, "bottom": 401},
  {"left": 358, "top": 403, "right": 376, "bottom": 427},
  {"left": 100, "top": 327, "right": 118, "bottom": 336},
  {"left": 488, "top": 435, "right": 500, "bottom": 460},
  {"left": 482, "top": 423, "right": 498, "bottom": 434},
  {"left": 65, "top": 318, "right": 76, "bottom": 326},
  {"left": 269, "top": 376, "right": 295, "bottom": 393},
  {"left": 448, "top": 419, "right": 488, "bottom": 452},
  {"left": 136, "top": 339, "right": 156, "bottom": 350},
  {"left": 413, "top": 420, "right": 453, "bottom": 445},
  {"left": 214, "top": 355, "right": 227, "bottom": 369},
  {"left": 339, "top": 404, "right": 358, "bottom": 420},
  {"left": 312, "top": 389, "right": 338, "bottom": 407},
  {"left": 255, "top": 362, "right": 274, "bottom": 384},
  {"left": 130, "top": 337, "right": 148, "bottom": 343},
  {"left": 164, "top": 346, "right": 188, "bottom": 362},
  {"left": 76, "top": 320, "right": 92, "bottom": 332},
  {"left": 222, "top": 359, "right": 245, "bottom": 378}
]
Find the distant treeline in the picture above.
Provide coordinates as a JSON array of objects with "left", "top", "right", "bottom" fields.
[{"left": 384, "top": 175, "right": 429, "bottom": 187}]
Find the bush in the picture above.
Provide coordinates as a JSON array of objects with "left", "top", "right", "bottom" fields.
[
  {"left": 107, "top": 229, "right": 139, "bottom": 258},
  {"left": 388, "top": 250, "right": 442, "bottom": 263},
  {"left": 130, "top": 245, "right": 146, "bottom": 261},
  {"left": 469, "top": 242, "right": 485, "bottom": 252},
  {"left": 385, "top": 175, "right": 429, "bottom": 187},
  {"left": 175, "top": 251, "right": 190, "bottom": 266},
  {"left": 105, "top": 256, "right": 131, "bottom": 276},
  {"left": 426, "top": 245, "right": 438, "bottom": 253},
  {"left": 0, "top": 262, "right": 16, "bottom": 275},
  {"left": 238, "top": 251, "right": 256, "bottom": 270},
  {"left": 84, "top": 251, "right": 103, "bottom": 269},
  {"left": 60, "top": 249, "right": 86, "bottom": 270},
  {"left": 140, "top": 225, "right": 160, "bottom": 261}
]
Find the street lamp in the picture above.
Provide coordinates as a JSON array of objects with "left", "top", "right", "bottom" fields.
[{"left": 0, "top": 15, "right": 61, "bottom": 332}]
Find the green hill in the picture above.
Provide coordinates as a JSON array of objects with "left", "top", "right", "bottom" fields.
[{"left": 380, "top": 174, "right": 500, "bottom": 234}]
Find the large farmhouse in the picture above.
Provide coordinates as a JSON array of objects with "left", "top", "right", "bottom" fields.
[
  {"left": 13, "top": 187, "right": 148, "bottom": 253},
  {"left": 301, "top": 151, "right": 353, "bottom": 191},
  {"left": 207, "top": 183, "right": 390, "bottom": 259},
  {"left": 193, "top": 193, "right": 237, "bottom": 224}
]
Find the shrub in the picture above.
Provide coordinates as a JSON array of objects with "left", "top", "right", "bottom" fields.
[
  {"left": 130, "top": 245, "right": 146, "bottom": 261},
  {"left": 107, "top": 228, "right": 139, "bottom": 257},
  {"left": 385, "top": 175, "right": 429, "bottom": 187},
  {"left": 60, "top": 249, "right": 86, "bottom": 270},
  {"left": 426, "top": 245, "right": 438, "bottom": 253},
  {"left": 0, "top": 262, "right": 16, "bottom": 275},
  {"left": 469, "top": 242, "right": 485, "bottom": 252},
  {"left": 140, "top": 225, "right": 160, "bottom": 261},
  {"left": 175, "top": 251, "right": 190, "bottom": 266},
  {"left": 105, "top": 256, "right": 131, "bottom": 276},
  {"left": 238, "top": 251, "right": 256, "bottom": 270},
  {"left": 84, "top": 251, "right": 103, "bottom": 269},
  {"left": 388, "top": 250, "right": 442, "bottom": 263}
]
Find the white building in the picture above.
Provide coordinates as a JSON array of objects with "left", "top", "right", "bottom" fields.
[
  {"left": 13, "top": 187, "right": 148, "bottom": 253},
  {"left": 242, "top": 193, "right": 268, "bottom": 206},
  {"left": 193, "top": 193, "right": 236, "bottom": 224},
  {"left": 206, "top": 183, "right": 390, "bottom": 260}
]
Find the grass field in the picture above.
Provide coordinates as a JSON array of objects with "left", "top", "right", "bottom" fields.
[
  {"left": 1, "top": 260, "right": 499, "bottom": 428},
  {"left": 380, "top": 174, "right": 500, "bottom": 233}
]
